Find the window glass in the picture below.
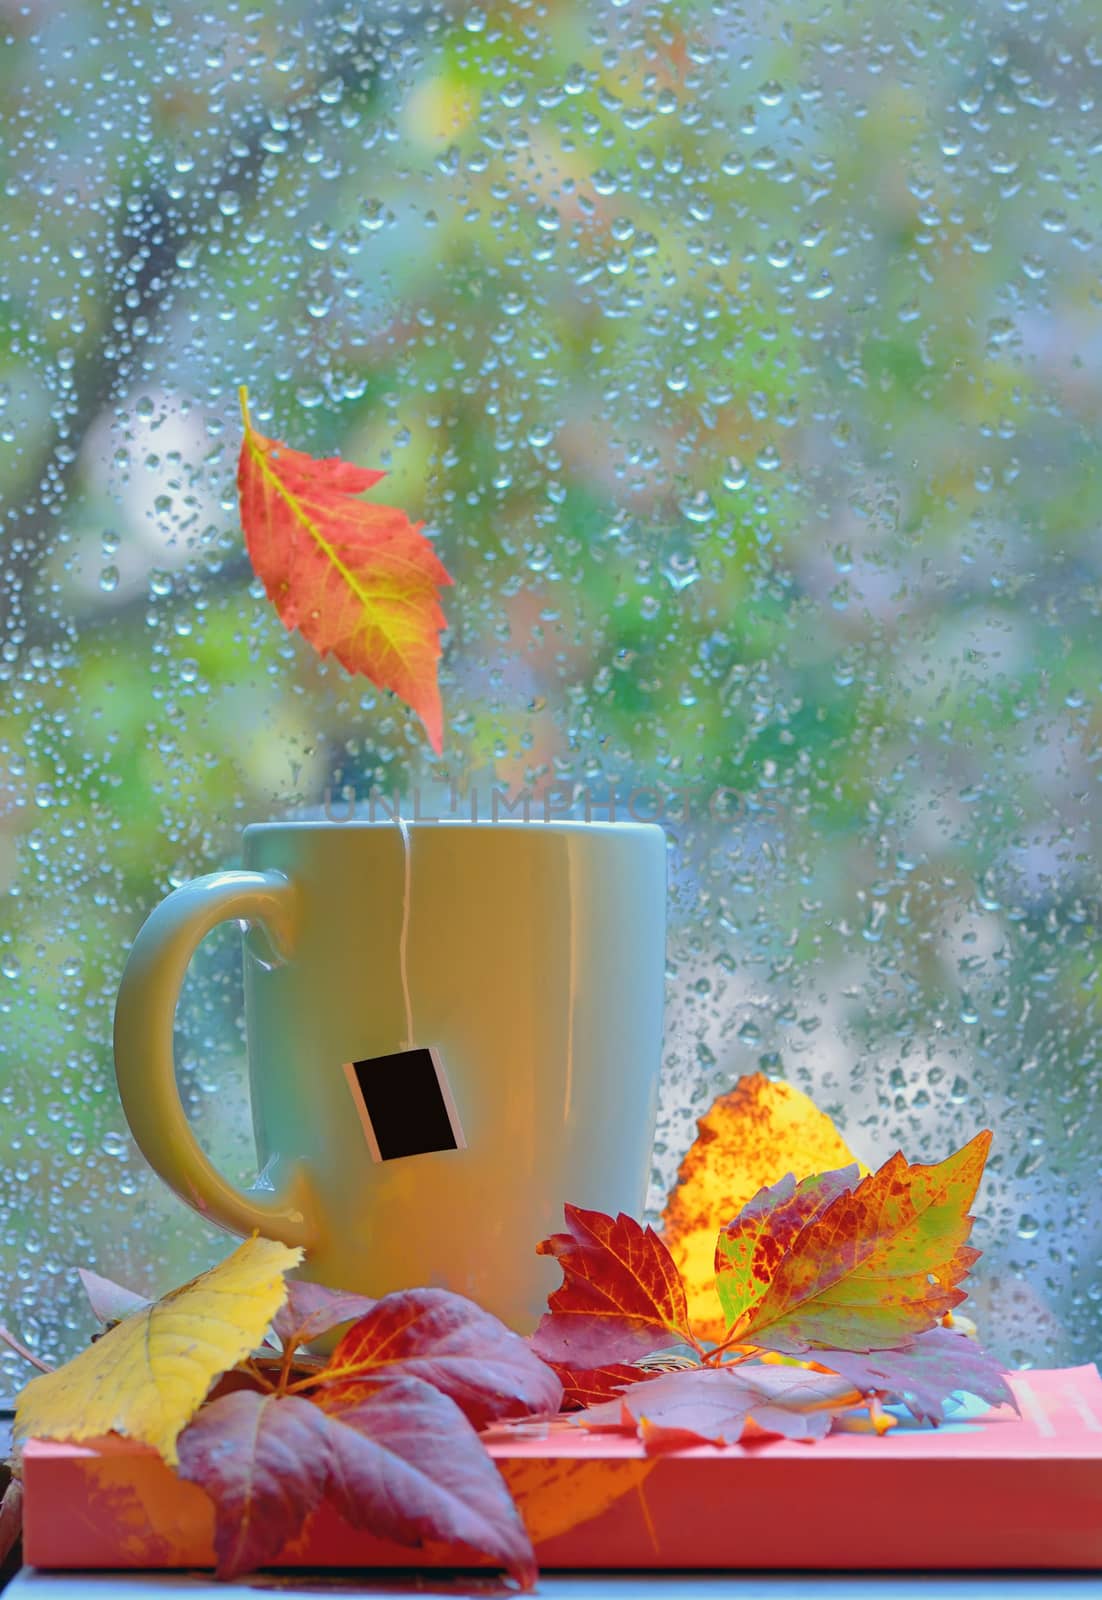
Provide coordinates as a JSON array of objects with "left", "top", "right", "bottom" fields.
[{"left": 2, "top": 0, "right": 1099, "bottom": 1374}]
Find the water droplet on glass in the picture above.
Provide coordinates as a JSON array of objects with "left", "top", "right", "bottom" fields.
[
  {"left": 679, "top": 492, "right": 715, "bottom": 525},
  {"left": 663, "top": 553, "right": 701, "bottom": 591}
]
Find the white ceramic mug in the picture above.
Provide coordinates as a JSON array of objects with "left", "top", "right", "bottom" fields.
[{"left": 113, "top": 820, "right": 667, "bottom": 1331}]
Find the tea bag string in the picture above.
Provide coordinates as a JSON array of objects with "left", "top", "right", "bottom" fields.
[{"left": 396, "top": 815, "right": 414, "bottom": 1050}]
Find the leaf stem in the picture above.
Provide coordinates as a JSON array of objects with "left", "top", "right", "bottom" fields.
[
  {"left": 705, "top": 1324, "right": 752, "bottom": 1364},
  {"left": 0, "top": 1324, "right": 54, "bottom": 1374},
  {"left": 712, "top": 1347, "right": 758, "bottom": 1368},
  {"left": 238, "top": 385, "right": 251, "bottom": 432},
  {"left": 702, "top": 1337, "right": 759, "bottom": 1367},
  {"left": 242, "top": 1357, "right": 276, "bottom": 1392},
  {"left": 284, "top": 1371, "right": 324, "bottom": 1396},
  {"left": 275, "top": 1334, "right": 299, "bottom": 1397}
]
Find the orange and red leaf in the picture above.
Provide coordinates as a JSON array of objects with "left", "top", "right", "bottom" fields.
[{"left": 237, "top": 389, "right": 451, "bottom": 752}]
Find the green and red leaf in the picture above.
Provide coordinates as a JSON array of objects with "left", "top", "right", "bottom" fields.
[
  {"left": 715, "top": 1165, "right": 859, "bottom": 1329},
  {"left": 721, "top": 1132, "right": 992, "bottom": 1355}
]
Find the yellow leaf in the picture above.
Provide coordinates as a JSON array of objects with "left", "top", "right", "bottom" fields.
[
  {"left": 15, "top": 1235, "right": 301, "bottom": 1466},
  {"left": 660, "top": 1073, "right": 865, "bottom": 1342},
  {"left": 503, "top": 1456, "right": 656, "bottom": 1547}
]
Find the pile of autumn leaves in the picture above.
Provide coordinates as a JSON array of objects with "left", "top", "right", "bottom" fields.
[{"left": 5, "top": 1077, "right": 1015, "bottom": 1586}]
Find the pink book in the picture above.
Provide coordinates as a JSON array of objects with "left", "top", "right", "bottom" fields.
[{"left": 21, "top": 1365, "right": 1102, "bottom": 1572}]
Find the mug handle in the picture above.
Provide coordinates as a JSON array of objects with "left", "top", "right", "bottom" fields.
[{"left": 113, "top": 869, "right": 314, "bottom": 1249}]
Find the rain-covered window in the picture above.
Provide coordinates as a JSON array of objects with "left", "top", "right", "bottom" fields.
[{"left": 2, "top": 0, "right": 1099, "bottom": 1375}]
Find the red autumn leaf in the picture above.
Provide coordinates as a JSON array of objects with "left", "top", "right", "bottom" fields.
[
  {"left": 237, "top": 388, "right": 452, "bottom": 753},
  {"left": 317, "top": 1378, "right": 535, "bottom": 1584},
  {"left": 719, "top": 1132, "right": 993, "bottom": 1355},
  {"left": 531, "top": 1205, "right": 697, "bottom": 1368},
  {"left": 177, "top": 1390, "right": 330, "bottom": 1575},
  {"left": 272, "top": 1280, "right": 377, "bottom": 1350},
  {"left": 178, "top": 1377, "right": 535, "bottom": 1587},
  {"left": 313, "top": 1288, "right": 562, "bottom": 1429},
  {"left": 815, "top": 1326, "right": 1018, "bottom": 1424},
  {"left": 576, "top": 1363, "right": 865, "bottom": 1454},
  {"left": 549, "top": 1360, "right": 659, "bottom": 1411}
]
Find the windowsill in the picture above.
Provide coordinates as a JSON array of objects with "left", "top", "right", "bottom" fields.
[{"left": 9, "top": 1571, "right": 1102, "bottom": 1598}]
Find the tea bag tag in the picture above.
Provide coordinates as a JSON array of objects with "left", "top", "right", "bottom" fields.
[{"left": 343, "top": 1047, "right": 465, "bottom": 1163}]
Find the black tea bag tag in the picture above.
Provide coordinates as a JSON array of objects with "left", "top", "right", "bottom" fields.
[{"left": 343, "top": 1047, "right": 465, "bottom": 1163}]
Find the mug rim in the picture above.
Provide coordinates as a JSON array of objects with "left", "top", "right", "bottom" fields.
[{"left": 244, "top": 818, "right": 664, "bottom": 837}]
